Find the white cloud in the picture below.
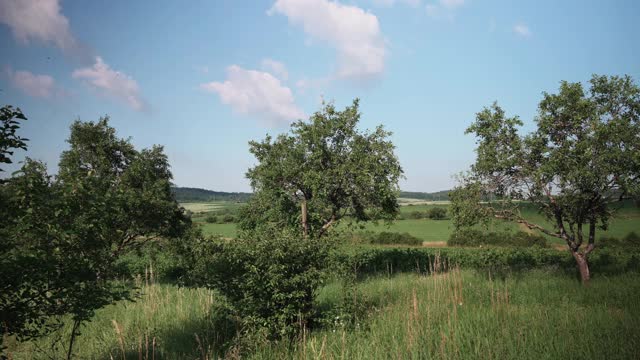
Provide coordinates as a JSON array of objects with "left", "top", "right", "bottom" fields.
[
  {"left": 269, "top": 0, "right": 386, "bottom": 82},
  {"left": 201, "top": 65, "right": 305, "bottom": 126},
  {"left": 6, "top": 68, "right": 56, "bottom": 98},
  {"left": 72, "top": 57, "right": 146, "bottom": 111},
  {"left": 261, "top": 58, "right": 289, "bottom": 81},
  {"left": 0, "top": 0, "right": 76, "bottom": 50},
  {"left": 513, "top": 23, "right": 532, "bottom": 37}
]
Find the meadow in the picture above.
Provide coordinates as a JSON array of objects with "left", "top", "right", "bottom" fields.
[
  {"left": 194, "top": 200, "right": 640, "bottom": 245},
  {"left": 8, "top": 269, "right": 640, "bottom": 359}
]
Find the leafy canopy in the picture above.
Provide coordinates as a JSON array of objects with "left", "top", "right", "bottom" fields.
[
  {"left": 240, "top": 99, "right": 403, "bottom": 237},
  {"left": 451, "top": 74, "right": 640, "bottom": 281},
  {"left": 1, "top": 116, "right": 189, "bottom": 354}
]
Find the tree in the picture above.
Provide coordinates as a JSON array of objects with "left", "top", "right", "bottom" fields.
[
  {"left": 240, "top": 99, "right": 403, "bottom": 238},
  {"left": 1, "top": 117, "right": 190, "bottom": 358},
  {"left": 0, "top": 105, "right": 28, "bottom": 174},
  {"left": 451, "top": 74, "right": 640, "bottom": 284}
]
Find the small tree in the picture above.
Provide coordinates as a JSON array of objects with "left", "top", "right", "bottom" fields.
[
  {"left": 451, "top": 75, "right": 640, "bottom": 284},
  {"left": 240, "top": 99, "right": 403, "bottom": 238},
  {"left": 1, "top": 117, "right": 190, "bottom": 358}
]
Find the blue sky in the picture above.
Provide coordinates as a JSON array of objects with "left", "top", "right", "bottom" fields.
[{"left": 1, "top": 0, "right": 638, "bottom": 192}]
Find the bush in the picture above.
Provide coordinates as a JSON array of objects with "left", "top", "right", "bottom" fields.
[
  {"left": 409, "top": 211, "right": 426, "bottom": 219},
  {"left": 186, "top": 226, "right": 335, "bottom": 339},
  {"left": 329, "top": 246, "right": 640, "bottom": 278},
  {"left": 448, "top": 229, "right": 547, "bottom": 248},
  {"left": 369, "top": 232, "right": 422, "bottom": 246},
  {"left": 222, "top": 214, "right": 235, "bottom": 223},
  {"left": 428, "top": 207, "right": 447, "bottom": 220},
  {"left": 599, "top": 232, "right": 640, "bottom": 250},
  {"left": 205, "top": 215, "right": 218, "bottom": 223}
]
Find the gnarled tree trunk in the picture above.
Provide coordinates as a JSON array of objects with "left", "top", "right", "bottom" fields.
[{"left": 571, "top": 250, "right": 590, "bottom": 284}]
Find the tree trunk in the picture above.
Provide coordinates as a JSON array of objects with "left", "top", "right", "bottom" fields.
[
  {"left": 301, "top": 200, "right": 308, "bottom": 238},
  {"left": 571, "top": 251, "right": 590, "bottom": 285}
]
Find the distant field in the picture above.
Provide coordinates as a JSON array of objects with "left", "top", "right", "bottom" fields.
[
  {"left": 180, "top": 202, "right": 226, "bottom": 213},
  {"left": 398, "top": 198, "right": 450, "bottom": 206},
  {"left": 193, "top": 200, "right": 640, "bottom": 244}
]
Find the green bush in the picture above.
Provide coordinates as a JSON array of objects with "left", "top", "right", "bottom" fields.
[
  {"left": 428, "top": 207, "right": 447, "bottom": 220},
  {"left": 369, "top": 232, "right": 422, "bottom": 246},
  {"left": 222, "top": 214, "right": 235, "bottom": 223},
  {"left": 114, "top": 242, "right": 187, "bottom": 282},
  {"left": 448, "top": 229, "right": 547, "bottom": 248},
  {"left": 205, "top": 215, "right": 218, "bottom": 223},
  {"left": 186, "top": 227, "right": 335, "bottom": 339},
  {"left": 600, "top": 232, "right": 640, "bottom": 250},
  {"left": 409, "top": 211, "right": 426, "bottom": 219},
  {"left": 330, "top": 246, "right": 640, "bottom": 278}
]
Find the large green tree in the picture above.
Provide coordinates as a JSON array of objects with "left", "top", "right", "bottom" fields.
[
  {"left": 240, "top": 99, "right": 403, "bottom": 238},
  {"left": 1, "top": 117, "right": 189, "bottom": 358},
  {"left": 451, "top": 75, "right": 640, "bottom": 283}
]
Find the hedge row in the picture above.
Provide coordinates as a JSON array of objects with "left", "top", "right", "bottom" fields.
[
  {"left": 350, "top": 231, "right": 423, "bottom": 246},
  {"left": 448, "top": 229, "right": 548, "bottom": 248},
  {"left": 330, "top": 246, "right": 640, "bottom": 277}
]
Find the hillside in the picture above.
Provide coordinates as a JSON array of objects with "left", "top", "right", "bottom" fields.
[{"left": 171, "top": 187, "right": 252, "bottom": 202}]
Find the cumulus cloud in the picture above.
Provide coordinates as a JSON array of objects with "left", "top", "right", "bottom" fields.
[
  {"left": 0, "top": 0, "right": 76, "bottom": 50},
  {"left": 72, "top": 57, "right": 146, "bottom": 111},
  {"left": 201, "top": 65, "right": 305, "bottom": 126},
  {"left": 261, "top": 58, "right": 289, "bottom": 81},
  {"left": 6, "top": 67, "right": 57, "bottom": 98},
  {"left": 513, "top": 23, "right": 532, "bottom": 37},
  {"left": 269, "top": 0, "right": 386, "bottom": 82}
]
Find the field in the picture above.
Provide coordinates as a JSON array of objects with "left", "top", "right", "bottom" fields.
[
  {"left": 8, "top": 269, "right": 640, "bottom": 359},
  {"left": 195, "top": 200, "right": 640, "bottom": 245}
]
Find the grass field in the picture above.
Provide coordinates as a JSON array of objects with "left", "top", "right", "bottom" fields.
[{"left": 8, "top": 270, "right": 640, "bottom": 359}]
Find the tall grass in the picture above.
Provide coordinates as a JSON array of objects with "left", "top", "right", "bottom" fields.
[
  {"left": 258, "top": 270, "right": 640, "bottom": 359},
  {"left": 8, "top": 270, "right": 640, "bottom": 359}
]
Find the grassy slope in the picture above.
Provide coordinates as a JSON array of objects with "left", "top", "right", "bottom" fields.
[{"left": 9, "top": 271, "right": 640, "bottom": 359}]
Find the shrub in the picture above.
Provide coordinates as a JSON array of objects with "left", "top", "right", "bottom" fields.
[
  {"left": 428, "top": 207, "right": 447, "bottom": 220},
  {"left": 205, "top": 215, "right": 218, "bottom": 223},
  {"left": 186, "top": 226, "right": 335, "bottom": 339},
  {"left": 329, "top": 246, "right": 640, "bottom": 278},
  {"left": 448, "top": 229, "right": 547, "bottom": 248},
  {"left": 409, "top": 211, "right": 426, "bottom": 219},
  {"left": 369, "top": 232, "right": 422, "bottom": 246},
  {"left": 599, "top": 232, "right": 640, "bottom": 250},
  {"left": 222, "top": 214, "right": 235, "bottom": 223}
]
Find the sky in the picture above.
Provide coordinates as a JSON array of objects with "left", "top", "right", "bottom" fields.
[{"left": 1, "top": 0, "right": 639, "bottom": 192}]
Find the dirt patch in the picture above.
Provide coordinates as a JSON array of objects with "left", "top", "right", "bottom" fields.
[{"left": 422, "top": 241, "right": 447, "bottom": 248}]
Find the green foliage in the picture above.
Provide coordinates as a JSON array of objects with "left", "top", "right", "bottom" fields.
[
  {"left": 452, "top": 75, "right": 640, "bottom": 281},
  {"left": 0, "top": 105, "right": 28, "bottom": 174},
  {"left": 599, "top": 232, "right": 640, "bottom": 250},
  {"left": 222, "top": 214, "right": 235, "bottom": 223},
  {"left": 205, "top": 215, "right": 217, "bottom": 223},
  {"left": 185, "top": 226, "right": 335, "bottom": 339},
  {"left": 351, "top": 231, "right": 423, "bottom": 246},
  {"left": 448, "top": 229, "right": 547, "bottom": 248},
  {"left": 241, "top": 99, "right": 403, "bottom": 237},
  {"left": 1, "top": 116, "right": 189, "bottom": 355},
  {"left": 428, "top": 206, "right": 447, "bottom": 220}
]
